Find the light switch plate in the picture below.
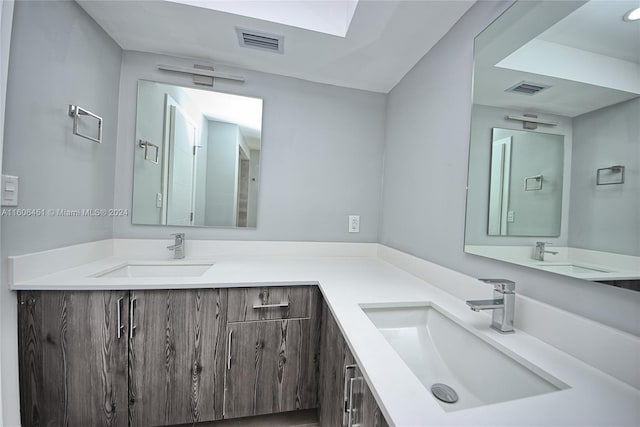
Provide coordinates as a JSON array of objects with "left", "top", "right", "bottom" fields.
[
  {"left": 507, "top": 211, "right": 515, "bottom": 222},
  {"left": 349, "top": 215, "right": 360, "bottom": 233},
  {"left": 1, "top": 175, "right": 18, "bottom": 206}
]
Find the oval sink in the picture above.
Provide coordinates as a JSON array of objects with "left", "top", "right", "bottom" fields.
[
  {"left": 362, "top": 303, "right": 568, "bottom": 411},
  {"left": 95, "top": 263, "right": 214, "bottom": 278}
]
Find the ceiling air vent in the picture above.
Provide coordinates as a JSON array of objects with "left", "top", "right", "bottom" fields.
[
  {"left": 505, "top": 81, "right": 550, "bottom": 96},
  {"left": 236, "top": 28, "right": 284, "bottom": 54}
]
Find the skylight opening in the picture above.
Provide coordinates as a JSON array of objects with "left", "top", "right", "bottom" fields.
[{"left": 164, "top": 0, "right": 359, "bottom": 37}]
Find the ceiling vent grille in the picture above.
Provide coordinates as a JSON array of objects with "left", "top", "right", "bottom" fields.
[
  {"left": 505, "top": 81, "right": 550, "bottom": 96},
  {"left": 236, "top": 28, "right": 284, "bottom": 54}
]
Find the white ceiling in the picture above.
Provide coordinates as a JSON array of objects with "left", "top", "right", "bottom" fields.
[
  {"left": 474, "top": 0, "right": 640, "bottom": 118},
  {"left": 538, "top": 0, "right": 640, "bottom": 64},
  {"left": 76, "top": 0, "right": 475, "bottom": 93}
]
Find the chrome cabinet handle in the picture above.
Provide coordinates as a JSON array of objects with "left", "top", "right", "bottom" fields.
[
  {"left": 227, "top": 330, "right": 233, "bottom": 370},
  {"left": 116, "top": 297, "right": 125, "bottom": 339},
  {"left": 252, "top": 302, "right": 289, "bottom": 309},
  {"left": 348, "top": 377, "right": 360, "bottom": 427},
  {"left": 343, "top": 364, "right": 357, "bottom": 425},
  {"left": 129, "top": 297, "right": 137, "bottom": 337}
]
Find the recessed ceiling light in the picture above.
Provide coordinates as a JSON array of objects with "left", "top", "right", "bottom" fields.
[{"left": 623, "top": 7, "right": 640, "bottom": 21}]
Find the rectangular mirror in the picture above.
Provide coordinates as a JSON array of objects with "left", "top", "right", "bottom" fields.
[
  {"left": 132, "top": 80, "right": 263, "bottom": 228},
  {"left": 464, "top": 0, "right": 639, "bottom": 290},
  {"left": 487, "top": 127, "right": 564, "bottom": 237}
]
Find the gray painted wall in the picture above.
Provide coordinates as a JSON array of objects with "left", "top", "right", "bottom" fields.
[
  {"left": 0, "top": 0, "right": 14, "bottom": 423},
  {"left": 569, "top": 98, "right": 640, "bottom": 256},
  {"left": 113, "top": 51, "right": 386, "bottom": 242},
  {"left": 379, "top": 0, "right": 640, "bottom": 335},
  {"left": 466, "top": 104, "right": 572, "bottom": 245},
  {"left": 1, "top": 1, "right": 122, "bottom": 425},
  {"left": 2, "top": 0, "right": 121, "bottom": 255}
]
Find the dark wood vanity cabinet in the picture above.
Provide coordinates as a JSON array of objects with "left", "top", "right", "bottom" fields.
[
  {"left": 350, "top": 368, "right": 390, "bottom": 427},
  {"left": 128, "top": 289, "right": 227, "bottom": 426},
  {"left": 18, "top": 289, "right": 227, "bottom": 427},
  {"left": 319, "top": 300, "right": 389, "bottom": 427},
  {"left": 18, "top": 290, "right": 130, "bottom": 427},
  {"left": 18, "top": 286, "right": 386, "bottom": 427},
  {"left": 223, "top": 286, "right": 321, "bottom": 419}
]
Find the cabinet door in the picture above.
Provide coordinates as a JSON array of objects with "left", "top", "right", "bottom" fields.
[
  {"left": 18, "top": 290, "right": 129, "bottom": 427},
  {"left": 224, "top": 318, "right": 319, "bottom": 418},
  {"left": 319, "top": 301, "right": 355, "bottom": 427},
  {"left": 349, "top": 369, "right": 390, "bottom": 427},
  {"left": 128, "top": 289, "right": 227, "bottom": 426},
  {"left": 319, "top": 301, "right": 389, "bottom": 427}
]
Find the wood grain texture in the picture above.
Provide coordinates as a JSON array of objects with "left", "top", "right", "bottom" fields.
[
  {"left": 128, "top": 289, "right": 227, "bottom": 427},
  {"left": 354, "top": 374, "right": 390, "bottom": 427},
  {"left": 318, "top": 300, "right": 355, "bottom": 427},
  {"left": 224, "top": 317, "right": 320, "bottom": 419},
  {"left": 227, "top": 286, "right": 317, "bottom": 322},
  {"left": 318, "top": 300, "right": 389, "bottom": 427},
  {"left": 18, "top": 290, "right": 128, "bottom": 427}
]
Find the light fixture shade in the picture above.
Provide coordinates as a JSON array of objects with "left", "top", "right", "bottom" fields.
[{"left": 623, "top": 7, "right": 640, "bottom": 21}]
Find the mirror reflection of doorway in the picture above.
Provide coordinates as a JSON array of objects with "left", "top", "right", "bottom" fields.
[
  {"left": 132, "top": 80, "right": 263, "bottom": 228},
  {"left": 236, "top": 147, "right": 250, "bottom": 227},
  {"left": 164, "top": 95, "right": 197, "bottom": 226}
]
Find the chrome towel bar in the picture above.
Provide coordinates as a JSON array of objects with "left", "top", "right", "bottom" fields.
[
  {"left": 596, "top": 165, "right": 625, "bottom": 185},
  {"left": 68, "top": 104, "right": 102, "bottom": 144},
  {"left": 138, "top": 139, "right": 159, "bottom": 164},
  {"left": 524, "top": 174, "right": 543, "bottom": 191}
]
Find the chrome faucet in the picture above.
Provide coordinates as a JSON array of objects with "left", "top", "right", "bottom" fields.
[
  {"left": 466, "top": 279, "right": 515, "bottom": 333},
  {"left": 533, "top": 241, "right": 558, "bottom": 261},
  {"left": 167, "top": 233, "right": 185, "bottom": 259}
]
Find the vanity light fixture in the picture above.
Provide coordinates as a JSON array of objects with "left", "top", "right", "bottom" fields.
[
  {"left": 505, "top": 114, "right": 558, "bottom": 130},
  {"left": 157, "top": 64, "right": 245, "bottom": 87},
  {"left": 623, "top": 7, "right": 640, "bottom": 21}
]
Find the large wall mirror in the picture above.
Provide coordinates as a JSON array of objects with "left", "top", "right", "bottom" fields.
[
  {"left": 132, "top": 80, "right": 263, "bottom": 228},
  {"left": 464, "top": 0, "right": 639, "bottom": 289}
]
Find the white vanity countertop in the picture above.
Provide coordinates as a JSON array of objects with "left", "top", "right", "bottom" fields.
[{"left": 9, "top": 248, "right": 640, "bottom": 426}]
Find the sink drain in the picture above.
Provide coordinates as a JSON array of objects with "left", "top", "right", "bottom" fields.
[{"left": 431, "top": 383, "right": 459, "bottom": 404}]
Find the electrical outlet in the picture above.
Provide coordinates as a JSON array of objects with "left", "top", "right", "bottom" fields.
[
  {"left": 349, "top": 215, "right": 360, "bottom": 233},
  {"left": 507, "top": 211, "right": 515, "bottom": 222},
  {"left": 156, "top": 193, "right": 163, "bottom": 208}
]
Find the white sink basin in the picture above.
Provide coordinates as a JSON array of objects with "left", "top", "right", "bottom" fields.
[
  {"left": 95, "top": 263, "right": 214, "bottom": 278},
  {"left": 535, "top": 263, "right": 609, "bottom": 274},
  {"left": 362, "top": 303, "right": 567, "bottom": 411}
]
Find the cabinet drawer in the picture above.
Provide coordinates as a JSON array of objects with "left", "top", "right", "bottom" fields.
[{"left": 227, "top": 286, "right": 317, "bottom": 322}]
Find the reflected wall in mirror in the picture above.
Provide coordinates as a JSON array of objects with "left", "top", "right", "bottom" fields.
[
  {"left": 488, "top": 128, "right": 564, "bottom": 237},
  {"left": 464, "top": 0, "right": 640, "bottom": 290},
  {"left": 132, "top": 80, "right": 263, "bottom": 228}
]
